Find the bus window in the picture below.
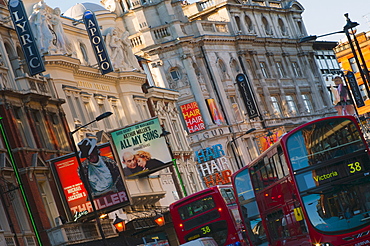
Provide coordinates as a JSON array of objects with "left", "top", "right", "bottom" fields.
[
  {"left": 286, "top": 132, "right": 309, "bottom": 170},
  {"left": 273, "top": 154, "right": 284, "bottom": 179},
  {"left": 178, "top": 196, "right": 216, "bottom": 220},
  {"left": 250, "top": 166, "right": 262, "bottom": 192},
  {"left": 266, "top": 160, "right": 277, "bottom": 184},
  {"left": 220, "top": 188, "right": 236, "bottom": 205},
  {"left": 278, "top": 148, "right": 289, "bottom": 176}
]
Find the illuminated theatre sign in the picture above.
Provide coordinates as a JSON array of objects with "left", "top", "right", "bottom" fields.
[
  {"left": 180, "top": 102, "right": 205, "bottom": 134},
  {"left": 195, "top": 144, "right": 232, "bottom": 188},
  {"left": 8, "top": 0, "right": 45, "bottom": 76},
  {"left": 83, "top": 10, "right": 113, "bottom": 75}
]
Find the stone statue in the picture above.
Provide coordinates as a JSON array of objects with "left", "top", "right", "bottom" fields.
[
  {"left": 29, "top": 0, "right": 54, "bottom": 54},
  {"left": 105, "top": 28, "right": 141, "bottom": 71},
  {"left": 50, "top": 7, "right": 72, "bottom": 55}
]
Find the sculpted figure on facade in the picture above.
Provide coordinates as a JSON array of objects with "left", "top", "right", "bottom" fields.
[
  {"left": 50, "top": 7, "right": 73, "bottom": 55},
  {"left": 29, "top": 0, "right": 54, "bottom": 54},
  {"left": 105, "top": 28, "right": 141, "bottom": 71}
]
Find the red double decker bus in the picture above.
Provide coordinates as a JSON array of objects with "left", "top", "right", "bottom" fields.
[
  {"left": 232, "top": 115, "right": 370, "bottom": 246},
  {"left": 169, "top": 185, "right": 248, "bottom": 246}
]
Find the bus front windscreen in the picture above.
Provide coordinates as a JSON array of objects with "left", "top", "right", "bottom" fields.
[{"left": 287, "top": 117, "right": 370, "bottom": 233}]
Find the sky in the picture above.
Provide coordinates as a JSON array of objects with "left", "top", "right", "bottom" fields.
[{"left": 44, "top": 0, "right": 370, "bottom": 42}]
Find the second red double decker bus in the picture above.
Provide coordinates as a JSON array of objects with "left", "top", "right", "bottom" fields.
[
  {"left": 233, "top": 115, "right": 370, "bottom": 246},
  {"left": 169, "top": 185, "right": 248, "bottom": 246}
]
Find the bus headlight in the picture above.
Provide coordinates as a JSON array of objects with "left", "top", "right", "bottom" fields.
[{"left": 314, "top": 243, "right": 333, "bottom": 246}]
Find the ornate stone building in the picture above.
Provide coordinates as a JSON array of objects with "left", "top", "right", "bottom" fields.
[
  {"left": 0, "top": 0, "right": 339, "bottom": 245},
  {"left": 101, "top": 0, "right": 336, "bottom": 192},
  {"left": 0, "top": 0, "right": 192, "bottom": 245}
]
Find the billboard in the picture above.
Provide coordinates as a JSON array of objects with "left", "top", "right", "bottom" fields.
[
  {"left": 180, "top": 102, "right": 205, "bottom": 133},
  {"left": 109, "top": 117, "right": 172, "bottom": 178},
  {"left": 206, "top": 98, "right": 224, "bottom": 126},
  {"left": 255, "top": 127, "right": 285, "bottom": 153},
  {"left": 49, "top": 143, "right": 129, "bottom": 222}
]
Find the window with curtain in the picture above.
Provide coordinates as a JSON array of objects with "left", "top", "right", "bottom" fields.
[
  {"left": 271, "top": 96, "right": 282, "bottom": 116},
  {"left": 292, "top": 62, "right": 302, "bottom": 77},
  {"left": 31, "top": 110, "right": 53, "bottom": 149},
  {"left": 286, "top": 95, "right": 298, "bottom": 115},
  {"left": 276, "top": 62, "right": 285, "bottom": 78},
  {"left": 302, "top": 94, "right": 313, "bottom": 113},
  {"left": 260, "top": 62, "right": 270, "bottom": 78}
]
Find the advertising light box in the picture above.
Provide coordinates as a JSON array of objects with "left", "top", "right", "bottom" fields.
[
  {"left": 109, "top": 117, "right": 172, "bottom": 178},
  {"left": 49, "top": 143, "right": 129, "bottom": 222}
]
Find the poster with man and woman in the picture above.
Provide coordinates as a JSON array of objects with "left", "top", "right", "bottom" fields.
[{"left": 109, "top": 117, "right": 173, "bottom": 178}]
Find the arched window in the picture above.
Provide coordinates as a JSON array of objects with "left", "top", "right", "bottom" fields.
[
  {"left": 297, "top": 21, "right": 304, "bottom": 36},
  {"left": 80, "top": 43, "right": 89, "bottom": 64},
  {"left": 262, "top": 17, "right": 272, "bottom": 35},
  {"left": 231, "top": 59, "right": 240, "bottom": 73},
  {"left": 245, "top": 15, "right": 253, "bottom": 32},
  {"left": 278, "top": 18, "right": 287, "bottom": 35},
  {"left": 218, "top": 59, "right": 228, "bottom": 79},
  {"left": 235, "top": 16, "right": 242, "bottom": 33}
]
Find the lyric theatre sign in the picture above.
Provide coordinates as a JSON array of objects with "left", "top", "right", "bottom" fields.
[{"left": 195, "top": 144, "right": 232, "bottom": 188}]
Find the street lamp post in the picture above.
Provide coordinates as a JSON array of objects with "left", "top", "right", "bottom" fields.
[
  {"left": 343, "top": 14, "right": 370, "bottom": 96},
  {"left": 299, "top": 13, "right": 370, "bottom": 97},
  {"left": 69, "top": 111, "right": 113, "bottom": 246},
  {"left": 160, "top": 126, "right": 187, "bottom": 198}
]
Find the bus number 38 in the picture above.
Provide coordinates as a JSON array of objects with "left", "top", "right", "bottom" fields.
[
  {"left": 348, "top": 162, "right": 362, "bottom": 173},
  {"left": 201, "top": 226, "right": 211, "bottom": 234}
]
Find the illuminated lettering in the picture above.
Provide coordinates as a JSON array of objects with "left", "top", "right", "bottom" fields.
[
  {"left": 203, "top": 170, "right": 233, "bottom": 187},
  {"left": 348, "top": 162, "right": 362, "bottom": 173},
  {"left": 8, "top": 1, "right": 45, "bottom": 75},
  {"left": 313, "top": 171, "right": 338, "bottom": 182},
  {"left": 73, "top": 210, "right": 88, "bottom": 221},
  {"left": 83, "top": 10, "right": 112, "bottom": 74}
]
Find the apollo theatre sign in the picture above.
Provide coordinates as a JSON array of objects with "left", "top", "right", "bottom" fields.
[{"left": 83, "top": 10, "right": 113, "bottom": 75}]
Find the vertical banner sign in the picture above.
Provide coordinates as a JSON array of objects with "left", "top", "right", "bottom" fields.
[
  {"left": 346, "top": 71, "right": 365, "bottom": 108},
  {"left": 83, "top": 10, "right": 113, "bottom": 75},
  {"left": 8, "top": 0, "right": 45, "bottom": 76},
  {"left": 235, "top": 73, "right": 259, "bottom": 119},
  {"left": 180, "top": 102, "right": 206, "bottom": 133},
  {"left": 206, "top": 98, "right": 224, "bottom": 126}
]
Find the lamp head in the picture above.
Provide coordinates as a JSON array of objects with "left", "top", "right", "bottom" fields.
[
  {"left": 96, "top": 112, "right": 113, "bottom": 121},
  {"left": 245, "top": 128, "right": 256, "bottom": 134},
  {"left": 113, "top": 214, "right": 125, "bottom": 232},
  {"left": 159, "top": 125, "right": 171, "bottom": 137},
  {"left": 344, "top": 13, "right": 359, "bottom": 31},
  {"left": 299, "top": 35, "right": 317, "bottom": 43},
  {"left": 154, "top": 213, "right": 165, "bottom": 226}
]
